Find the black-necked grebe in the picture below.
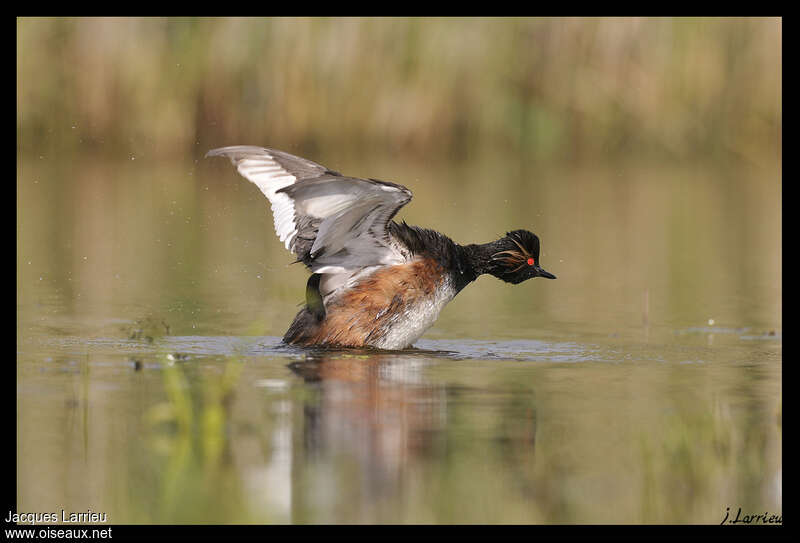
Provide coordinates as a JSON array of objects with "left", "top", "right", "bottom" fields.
[{"left": 207, "top": 146, "right": 556, "bottom": 349}]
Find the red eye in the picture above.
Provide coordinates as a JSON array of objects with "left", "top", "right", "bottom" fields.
[{"left": 527, "top": 258, "right": 534, "bottom": 266}]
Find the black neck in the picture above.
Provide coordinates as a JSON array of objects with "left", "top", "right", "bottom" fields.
[
  {"left": 390, "top": 221, "right": 504, "bottom": 293},
  {"left": 461, "top": 240, "right": 507, "bottom": 278}
]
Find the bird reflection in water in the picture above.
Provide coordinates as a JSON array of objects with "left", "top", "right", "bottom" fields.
[
  {"left": 225, "top": 345, "right": 541, "bottom": 521},
  {"left": 287, "top": 349, "right": 448, "bottom": 500},
  {"left": 282, "top": 348, "right": 540, "bottom": 521}
]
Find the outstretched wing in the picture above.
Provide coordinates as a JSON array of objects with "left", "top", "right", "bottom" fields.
[{"left": 206, "top": 146, "right": 413, "bottom": 274}]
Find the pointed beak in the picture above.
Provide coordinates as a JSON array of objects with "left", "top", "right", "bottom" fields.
[{"left": 535, "top": 266, "right": 557, "bottom": 279}]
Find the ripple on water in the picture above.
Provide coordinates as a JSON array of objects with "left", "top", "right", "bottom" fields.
[
  {"left": 24, "top": 334, "right": 604, "bottom": 365},
  {"left": 22, "top": 327, "right": 779, "bottom": 369}
]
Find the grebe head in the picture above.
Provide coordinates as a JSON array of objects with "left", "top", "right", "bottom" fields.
[{"left": 489, "top": 230, "right": 556, "bottom": 284}]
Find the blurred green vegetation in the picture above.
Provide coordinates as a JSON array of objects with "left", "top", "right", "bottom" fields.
[
  {"left": 140, "top": 355, "right": 250, "bottom": 522},
  {"left": 17, "top": 17, "right": 780, "bottom": 164}
]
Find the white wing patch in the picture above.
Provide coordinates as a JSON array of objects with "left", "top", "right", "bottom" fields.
[
  {"left": 301, "top": 193, "right": 360, "bottom": 218},
  {"left": 232, "top": 157, "right": 298, "bottom": 250}
]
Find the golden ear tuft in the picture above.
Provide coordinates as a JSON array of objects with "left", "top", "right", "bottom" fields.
[{"left": 491, "top": 234, "right": 534, "bottom": 273}]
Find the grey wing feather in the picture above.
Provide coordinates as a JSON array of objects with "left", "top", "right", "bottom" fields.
[{"left": 206, "top": 146, "right": 413, "bottom": 274}]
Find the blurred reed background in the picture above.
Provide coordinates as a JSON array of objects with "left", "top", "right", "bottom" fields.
[
  {"left": 18, "top": 17, "right": 781, "bottom": 165},
  {"left": 17, "top": 16, "right": 782, "bottom": 338}
]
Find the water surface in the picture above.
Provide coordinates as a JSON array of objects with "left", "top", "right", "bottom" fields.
[{"left": 17, "top": 153, "right": 781, "bottom": 524}]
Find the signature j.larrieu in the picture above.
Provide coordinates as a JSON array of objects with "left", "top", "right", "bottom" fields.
[{"left": 721, "top": 507, "right": 782, "bottom": 525}]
